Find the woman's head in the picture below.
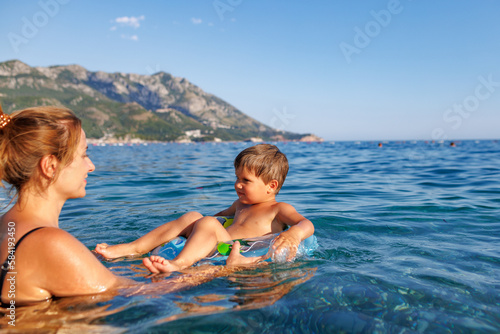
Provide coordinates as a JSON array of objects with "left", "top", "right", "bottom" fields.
[{"left": 0, "top": 105, "right": 83, "bottom": 200}]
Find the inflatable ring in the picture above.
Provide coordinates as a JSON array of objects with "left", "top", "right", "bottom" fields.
[{"left": 150, "top": 216, "right": 318, "bottom": 263}]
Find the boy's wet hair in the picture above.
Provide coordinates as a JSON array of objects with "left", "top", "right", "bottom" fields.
[{"left": 234, "top": 144, "right": 289, "bottom": 193}]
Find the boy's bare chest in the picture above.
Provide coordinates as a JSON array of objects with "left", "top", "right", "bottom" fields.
[
  {"left": 235, "top": 204, "right": 273, "bottom": 221},
  {"left": 228, "top": 204, "right": 283, "bottom": 235}
]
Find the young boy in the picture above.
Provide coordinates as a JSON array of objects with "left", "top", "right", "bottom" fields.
[{"left": 95, "top": 144, "right": 314, "bottom": 272}]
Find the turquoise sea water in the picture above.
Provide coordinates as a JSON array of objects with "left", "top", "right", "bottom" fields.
[{"left": 2, "top": 140, "right": 500, "bottom": 333}]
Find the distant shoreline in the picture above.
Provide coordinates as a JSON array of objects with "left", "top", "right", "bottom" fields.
[{"left": 86, "top": 138, "right": 499, "bottom": 146}]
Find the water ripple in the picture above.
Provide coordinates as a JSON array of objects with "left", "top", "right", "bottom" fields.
[{"left": 2, "top": 140, "right": 499, "bottom": 332}]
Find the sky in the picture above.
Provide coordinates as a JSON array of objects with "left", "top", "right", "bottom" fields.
[{"left": 1, "top": 0, "right": 499, "bottom": 141}]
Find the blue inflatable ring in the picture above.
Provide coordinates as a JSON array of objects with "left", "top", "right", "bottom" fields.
[{"left": 150, "top": 217, "right": 318, "bottom": 264}]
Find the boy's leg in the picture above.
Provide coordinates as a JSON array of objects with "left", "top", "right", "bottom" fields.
[
  {"left": 144, "top": 241, "right": 264, "bottom": 274},
  {"left": 144, "top": 216, "right": 231, "bottom": 272},
  {"left": 95, "top": 211, "right": 203, "bottom": 259}
]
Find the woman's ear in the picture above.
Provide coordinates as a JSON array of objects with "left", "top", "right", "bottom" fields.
[{"left": 40, "top": 155, "right": 58, "bottom": 180}]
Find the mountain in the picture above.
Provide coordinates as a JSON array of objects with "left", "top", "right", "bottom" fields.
[{"left": 0, "top": 60, "right": 321, "bottom": 142}]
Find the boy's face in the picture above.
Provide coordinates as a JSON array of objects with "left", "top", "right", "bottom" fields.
[{"left": 234, "top": 167, "right": 275, "bottom": 204}]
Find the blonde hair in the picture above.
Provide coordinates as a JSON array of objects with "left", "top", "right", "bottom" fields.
[
  {"left": 234, "top": 144, "right": 289, "bottom": 193},
  {"left": 0, "top": 105, "right": 82, "bottom": 201}
]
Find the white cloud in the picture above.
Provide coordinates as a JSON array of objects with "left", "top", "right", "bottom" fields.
[
  {"left": 115, "top": 15, "right": 145, "bottom": 29},
  {"left": 121, "top": 34, "right": 139, "bottom": 41},
  {"left": 191, "top": 18, "right": 202, "bottom": 25}
]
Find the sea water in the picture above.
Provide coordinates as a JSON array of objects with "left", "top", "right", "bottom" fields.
[{"left": 1, "top": 140, "right": 499, "bottom": 333}]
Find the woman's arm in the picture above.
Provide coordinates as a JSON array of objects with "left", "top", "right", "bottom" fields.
[{"left": 31, "top": 228, "right": 133, "bottom": 298}]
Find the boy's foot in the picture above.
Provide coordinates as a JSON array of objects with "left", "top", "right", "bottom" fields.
[
  {"left": 226, "top": 241, "right": 263, "bottom": 266},
  {"left": 94, "top": 243, "right": 138, "bottom": 260},
  {"left": 143, "top": 255, "right": 183, "bottom": 274}
]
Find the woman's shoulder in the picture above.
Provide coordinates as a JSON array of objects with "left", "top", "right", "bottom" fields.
[
  {"left": 1, "top": 224, "right": 72, "bottom": 257},
  {"left": 15, "top": 226, "right": 74, "bottom": 242},
  {"left": 26, "top": 227, "right": 88, "bottom": 255},
  {"left": 6, "top": 226, "right": 87, "bottom": 265}
]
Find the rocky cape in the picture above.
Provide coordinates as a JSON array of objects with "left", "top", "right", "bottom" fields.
[{"left": 0, "top": 60, "right": 322, "bottom": 142}]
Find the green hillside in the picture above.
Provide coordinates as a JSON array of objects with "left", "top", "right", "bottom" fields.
[{"left": 0, "top": 60, "right": 319, "bottom": 142}]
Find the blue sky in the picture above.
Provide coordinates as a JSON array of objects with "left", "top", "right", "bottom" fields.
[{"left": 1, "top": 0, "right": 499, "bottom": 141}]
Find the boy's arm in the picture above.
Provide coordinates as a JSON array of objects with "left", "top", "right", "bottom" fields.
[
  {"left": 272, "top": 203, "right": 315, "bottom": 261},
  {"left": 214, "top": 200, "right": 238, "bottom": 217}
]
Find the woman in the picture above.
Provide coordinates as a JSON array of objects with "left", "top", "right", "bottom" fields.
[{"left": 0, "top": 105, "right": 130, "bottom": 305}]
